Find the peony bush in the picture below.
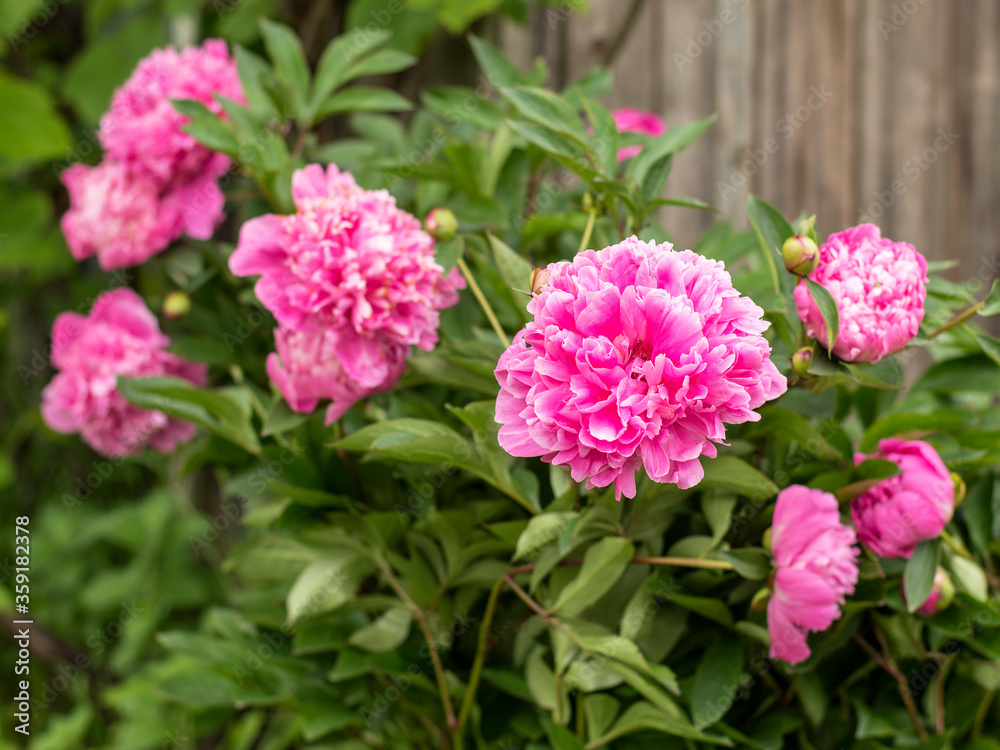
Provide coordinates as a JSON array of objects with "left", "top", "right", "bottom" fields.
[{"left": 17, "top": 17, "right": 1000, "bottom": 750}]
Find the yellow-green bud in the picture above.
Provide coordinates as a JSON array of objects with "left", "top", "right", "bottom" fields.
[
  {"left": 762, "top": 527, "right": 772, "bottom": 551},
  {"left": 791, "top": 347, "right": 814, "bottom": 377},
  {"left": 163, "top": 291, "right": 191, "bottom": 319},
  {"left": 530, "top": 268, "right": 551, "bottom": 295},
  {"left": 782, "top": 234, "right": 820, "bottom": 276},
  {"left": 951, "top": 472, "right": 966, "bottom": 506},
  {"left": 424, "top": 207, "right": 458, "bottom": 242},
  {"left": 750, "top": 586, "right": 772, "bottom": 611}
]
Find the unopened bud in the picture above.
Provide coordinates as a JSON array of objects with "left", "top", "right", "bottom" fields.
[
  {"left": 530, "top": 268, "right": 551, "bottom": 295},
  {"left": 424, "top": 207, "right": 457, "bottom": 242},
  {"left": 750, "top": 586, "right": 772, "bottom": 611},
  {"left": 791, "top": 347, "right": 814, "bottom": 377},
  {"left": 163, "top": 291, "right": 191, "bottom": 319},
  {"left": 951, "top": 472, "right": 966, "bottom": 506},
  {"left": 782, "top": 235, "right": 820, "bottom": 276},
  {"left": 581, "top": 193, "right": 594, "bottom": 211},
  {"left": 762, "top": 528, "right": 772, "bottom": 551},
  {"left": 907, "top": 569, "right": 955, "bottom": 616}
]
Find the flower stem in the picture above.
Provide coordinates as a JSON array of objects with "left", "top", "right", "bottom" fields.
[
  {"left": 455, "top": 575, "right": 504, "bottom": 734},
  {"left": 457, "top": 256, "right": 510, "bottom": 347},
  {"left": 577, "top": 209, "right": 597, "bottom": 255},
  {"left": 927, "top": 300, "right": 984, "bottom": 339}
]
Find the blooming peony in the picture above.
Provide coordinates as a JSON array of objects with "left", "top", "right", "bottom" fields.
[
  {"left": 612, "top": 108, "right": 666, "bottom": 160},
  {"left": 229, "top": 163, "right": 464, "bottom": 418},
  {"left": 41, "top": 289, "right": 207, "bottom": 457},
  {"left": 767, "top": 485, "right": 859, "bottom": 665},
  {"left": 267, "top": 327, "right": 407, "bottom": 425},
  {"left": 100, "top": 39, "right": 243, "bottom": 185},
  {"left": 793, "top": 224, "right": 927, "bottom": 363},
  {"left": 494, "top": 236, "right": 787, "bottom": 500},
  {"left": 851, "top": 438, "right": 954, "bottom": 559},
  {"left": 61, "top": 160, "right": 226, "bottom": 270}
]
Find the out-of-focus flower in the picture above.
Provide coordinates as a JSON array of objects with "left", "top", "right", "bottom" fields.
[
  {"left": 424, "top": 207, "right": 458, "bottom": 242},
  {"left": 41, "top": 289, "right": 207, "bottom": 457},
  {"left": 100, "top": 39, "right": 243, "bottom": 185},
  {"left": 767, "top": 485, "right": 859, "bottom": 665},
  {"left": 611, "top": 108, "right": 666, "bottom": 160},
  {"left": 851, "top": 438, "right": 954, "bottom": 559},
  {"left": 267, "top": 327, "right": 407, "bottom": 425},
  {"left": 494, "top": 236, "right": 787, "bottom": 500},
  {"left": 61, "top": 160, "right": 225, "bottom": 270},
  {"left": 229, "top": 164, "right": 464, "bottom": 418},
  {"left": 793, "top": 224, "right": 927, "bottom": 363}
]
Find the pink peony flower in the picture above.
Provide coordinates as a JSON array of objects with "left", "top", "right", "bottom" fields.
[
  {"left": 793, "top": 224, "right": 927, "bottom": 363},
  {"left": 494, "top": 236, "right": 787, "bottom": 500},
  {"left": 61, "top": 160, "right": 226, "bottom": 270},
  {"left": 851, "top": 438, "right": 954, "bottom": 559},
  {"left": 100, "top": 39, "right": 243, "bottom": 185},
  {"left": 266, "top": 327, "right": 407, "bottom": 425},
  {"left": 229, "top": 163, "right": 464, "bottom": 417},
  {"left": 41, "top": 289, "right": 207, "bottom": 457},
  {"left": 612, "top": 108, "right": 666, "bottom": 160},
  {"left": 767, "top": 485, "right": 859, "bottom": 665}
]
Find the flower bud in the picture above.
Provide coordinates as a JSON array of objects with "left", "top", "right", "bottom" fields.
[
  {"left": 791, "top": 347, "right": 814, "bottom": 377},
  {"left": 424, "top": 207, "right": 457, "bottom": 242},
  {"left": 530, "top": 268, "right": 551, "bottom": 295},
  {"left": 163, "top": 291, "right": 191, "bottom": 319},
  {"left": 782, "top": 234, "right": 820, "bottom": 276},
  {"left": 750, "top": 586, "right": 772, "bottom": 611},
  {"left": 906, "top": 568, "right": 955, "bottom": 616},
  {"left": 581, "top": 193, "right": 594, "bottom": 211},
  {"left": 762, "top": 527, "right": 772, "bottom": 551},
  {"left": 951, "top": 472, "right": 966, "bottom": 506}
]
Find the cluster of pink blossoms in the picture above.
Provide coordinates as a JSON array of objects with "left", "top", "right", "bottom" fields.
[
  {"left": 794, "top": 223, "right": 927, "bottom": 363},
  {"left": 229, "top": 164, "right": 465, "bottom": 423},
  {"left": 61, "top": 40, "right": 243, "bottom": 270},
  {"left": 41, "top": 289, "right": 207, "bottom": 457},
  {"left": 495, "top": 236, "right": 787, "bottom": 500},
  {"left": 769, "top": 437, "right": 955, "bottom": 664}
]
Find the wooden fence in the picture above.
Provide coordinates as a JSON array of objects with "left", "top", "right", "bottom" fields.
[{"left": 495, "top": 0, "right": 1000, "bottom": 284}]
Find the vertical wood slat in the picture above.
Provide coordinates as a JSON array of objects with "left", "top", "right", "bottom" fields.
[{"left": 498, "top": 0, "right": 1000, "bottom": 276}]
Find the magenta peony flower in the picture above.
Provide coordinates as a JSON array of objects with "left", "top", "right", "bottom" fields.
[
  {"left": 41, "top": 289, "right": 207, "bottom": 458},
  {"left": 229, "top": 163, "right": 464, "bottom": 418},
  {"left": 266, "top": 327, "right": 407, "bottom": 425},
  {"left": 100, "top": 39, "right": 243, "bottom": 185},
  {"left": 851, "top": 438, "right": 954, "bottom": 559},
  {"left": 793, "top": 224, "right": 927, "bottom": 363},
  {"left": 767, "top": 485, "right": 859, "bottom": 665},
  {"left": 494, "top": 236, "right": 787, "bottom": 500},
  {"left": 611, "top": 108, "right": 666, "bottom": 160},
  {"left": 61, "top": 160, "right": 226, "bottom": 270}
]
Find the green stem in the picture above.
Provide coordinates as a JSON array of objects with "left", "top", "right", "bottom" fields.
[
  {"left": 457, "top": 256, "right": 510, "bottom": 347},
  {"left": 940, "top": 529, "right": 973, "bottom": 560},
  {"left": 455, "top": 575, "right": 504, "bottom": 734},
  {"left": 927, "top": 300, "right": 984, "bottom": 339},
  {"left": 577, "top": 209, "right": 597, "bottom": 255}
]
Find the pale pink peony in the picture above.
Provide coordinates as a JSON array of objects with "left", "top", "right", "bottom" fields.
[
  {"left": 767, "top": 485, "right": 859, "bottom": 665},
  {"left": 851, "top": 438, "right": 954, "bottom": 559},
  {"left": 494, "top": 236, "right": 787, "bottom": 500},
  {"left": 100, "top": 39, "right": 243, "bottom": 185},
  {"left": 61, "top": 159, "right": 226, "bottom": 270},
  {"left": 41, "top": 289, "right": 207, "bottom": 457},
  {"left": 612, "top": 108, "right": 666, "bottom": 160},
  {"left": 793, "top": 224, "right": 927, "bottom": 363},
  {"left": 229, "top": 163, "right": 464, "bottom": 417},
  {"left": 266, "top": 327, "right": 407, "bottom": 425}
]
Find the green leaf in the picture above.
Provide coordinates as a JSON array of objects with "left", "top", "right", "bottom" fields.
[
  {"left": 803, "top": 278, "right": 840, "bottom": 354},
  {"left": 593, "top": 701, "right": 731, "bottom": 746},
  {"left": 978, "top": 279, "right": 1000, "bottom": 317},
  {"left": 259, "top": 19, "right": 311, "bottom": 121},
  {"left": 0, "top": 72, "right": 71, "bottom": 162},
  {"left": 903, "top": 540, "right": 939, "bottom": 613},
  {"left": 468, "top": 34, "right": 522, "bottom": 87},
  {"left": 488, "top": 233, "right": 533, "bottom": 298},
  {"left": 515, "top": 512, "right": 579, "bottom": 561},
  {"left": 702, "top": 494, "right": 737, "bottom": 546},
  {"left": 287, "top": 550, "right": 374, "bottom": 624},
  {"left": 584, "top": 99, "right": 619, "bottom": 178},
  {"left": 627, "top": 114, "right": 716, "bottom": 192},
  {"left": 345, "top": 48, "right": 417, "bottom": 79},
  {"left": 262, "top": 398, "right": 310, "bottom": 437},
  {"left": 854, "top": 458, "right": 900, "bottom": 481},
  {"left": 551, "top": 537, "right": 634, "bottom": 616},
  {"left": 117, "top": 377, "right": 261, "bottom": 454},
  {"left": 691, "top": 639, "right": 746, "bottom": 728},
  {"left": 861, "top": 412, "right": 966, "bottom": 453},
  {"left": 949, "top": 556, "right": 988, "bottom": 602},
  {"left": 508, "top": 119, "right": 584, "bottom": 161},
  {"left": 234, "top": 44, "right": 274, "bottom": 118},
  {"left": 334, "top": 419, "right": 457, "bottom": 451},
  {"left": 670, "top": 594, "right": 734, "bottom": 627},
  {"left": 700, "top": 456, "right": 779, "bottom": 500},
  {"left": 500, "top": 85, "right": 591, "bottom": 147},
  {"left": 311, "top": 28, "right": 392, "bottom": 109},
  {"left": 721, "top": 550, "right": 771, "bottom": 581},
  {"left": 746, "top": 195, "right": 792, "bottom": 299},
  {"left": 542, "top": 717, "right": 586, "bottom": 750},
  {"left": 316, "top": 87, "right": 412, "bottom": 119},
  {"left": 348, "top": 608, "right": 413, "bottom": 652}
]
